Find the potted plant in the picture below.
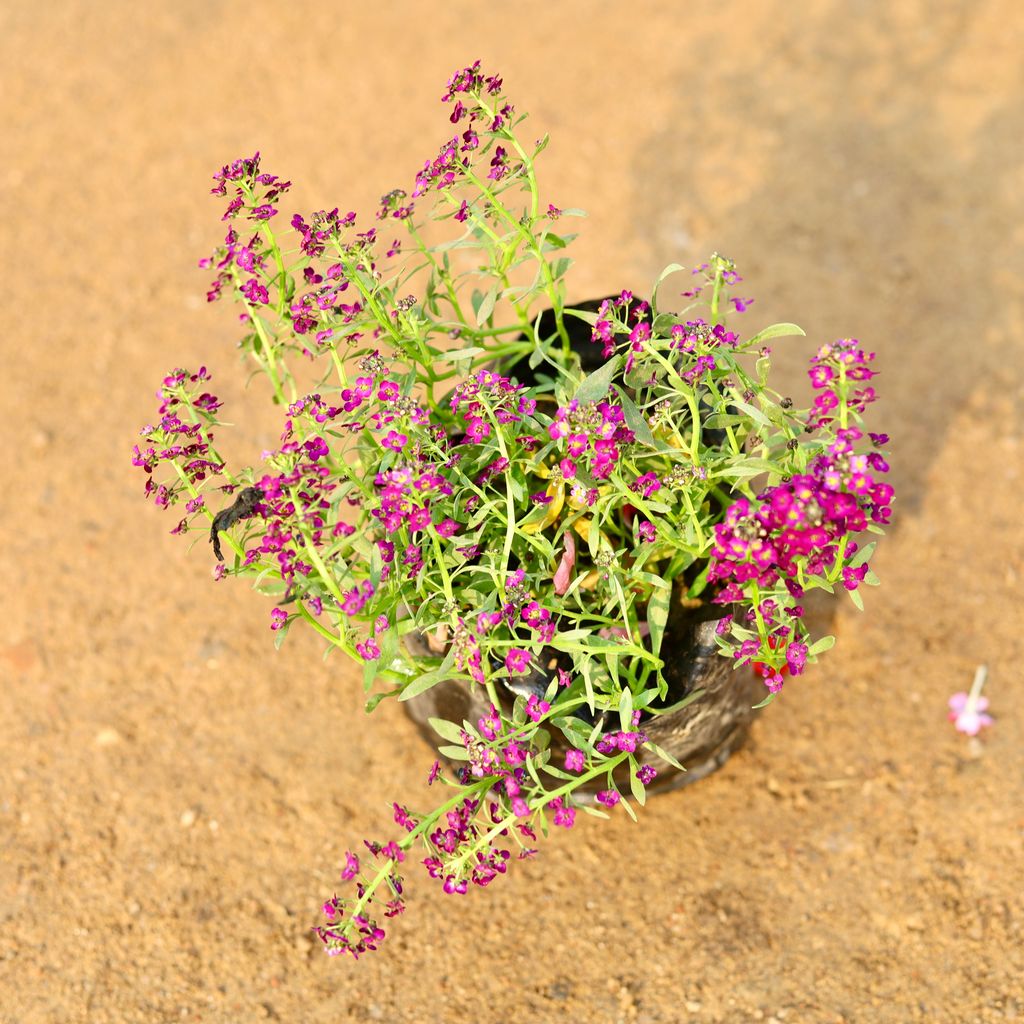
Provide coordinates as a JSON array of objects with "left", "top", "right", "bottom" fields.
[{"left": 132, "top": 61, "right": 893, "bottom": 959}]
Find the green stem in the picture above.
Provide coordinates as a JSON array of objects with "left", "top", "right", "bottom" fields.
[
  {"left": 337, "top": 777, "right": 495, "bottom": 933},
  {"left": 228, "top": 266, "right": 288, "bottom": 405},
  {"left": 710, "top": 260, "right": 724, "bottom": 325},
  {"left": 461, "top": 165, "right": 570, "bottom": 354},
  {"left": 408, "top": 221, "right": 468, "bottom": 324}
]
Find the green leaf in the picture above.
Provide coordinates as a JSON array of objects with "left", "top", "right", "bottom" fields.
[
  {"left": 614, "top": 387, "right": 657, "bottom": 447},
  {"left": 647, "top": 586, "right": 670, "bottom": 658},
  {"left": 728, "top": 399, "right": 772, "bottom": 428},
  {"left": 580, "top": 657, "right": 596, "bottom": 714},
  {"left": 369, "top": 543, "right": 383, "bottom": 591},
  {"left": 574, "top": 356, "right": 622, "bottom": 404},
  {"left": 619, "top": 795, "right": 638, "bottom": 822},
  {"left": 755, "top": 354, "right": 771, "bottom": 386},
  {"left": 686, "top": 562, "right": 712, "bottom": 599},
  {"left": 564, "top": 307, "right": 598, "bottom": 327},
  {"left": 746, "top": 322, "right": 805, "bottom": 347},
  {"left": 437, "top": 347, "right": 487, "bottom": 364},
  {"left": 646, "top": 741, "right": 685, "bottom": 773},
  {"left": 751, "top": 691, "right": 776, "bottom": 710},
  {"left": 807, "top": 635, "right": 836, "bottom": 657},
  {"left": 629, "top": 759, "right": 648, "bottom": 807},
  {"left": 714, "top": 458, "right": 781, "bottom": 480},
  {"left": 651, "top": 262, "right": 685, "bottom": 314},
  {"left": 475, "top": 285, "right": 499, "bottom": 327},
  {"left": 273, "top": 615, "right": 292, "bottom": 649},
  {"left": 848, "top": 541, "right": 876, "bottom": 568},
  {"left": 541, "top": 233, "right": 570, "bottom": 250},
  {"left": 618, "top": 687, "right": 634, "bottom": 732},
  {"left": 398, "top": 650, "right": 456, "bottom": 701},
  {"left": 646, "top": 687, "right": 706, "bottom": 717},
  {"left": 377, "top": 627, "right": 399, "bottom": 670},
  {"left": 651, "top": 312, "right": 684, "bottom": 335},
  {"left": 364, "top": 688, "right": 401, "bottom": 713},
  {"left": 362, "top": 655, "right": 378, "bottom": 693},
  {"left": 849, "top": 588, "right": 865, "bottom": 611},
  {"left": 428, "top": 717, "right": 467, "bottom": 744}
]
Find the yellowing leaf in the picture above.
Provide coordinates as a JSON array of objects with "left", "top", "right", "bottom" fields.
[{"left": 520, "top": 483, "right": 565, "bottom": 535}]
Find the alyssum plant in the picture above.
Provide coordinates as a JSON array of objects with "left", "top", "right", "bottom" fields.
[{"left": 132, "top": 62, "right": 893, "bottom": 958}]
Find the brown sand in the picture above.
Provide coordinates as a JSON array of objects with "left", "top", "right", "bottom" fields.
[{"left": 3, "top": 2, "right": 1023, "bottom": 1021}]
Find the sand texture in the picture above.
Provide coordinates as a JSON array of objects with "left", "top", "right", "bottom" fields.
[{"left": 2, "top": 2, "right": 1023, "bottom": 1021}]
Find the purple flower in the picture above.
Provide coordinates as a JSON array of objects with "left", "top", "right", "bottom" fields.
[
  {"left": 505, "top": 648, "right": 532, "bottom": 675},
  {"left": 636, "top": 765, "right": 657, "bottom": 786},
  {"left": 436, "top": 518, "right": 459, "bottom": 538},
  {"left": 340, "top": 851, "right": 360, "bottom": 880},
  {"left": 549, "top": 797, "right": 576, "bottom": 828},
  {"left": 356, "top": 638, "right": 381, "bottom": 661},
  {"left": 631, "top": 472, "right": 661, "bottom": 498},
  {"left": 503, "top": 741, "right": 527, "bottom": 766},
  {"left": 392, "top": 804, "right": 416, "bottom": 832},
  {"left": 270, "top": 607, "right": 288, "bottom": 631},
  {"left": 427, "top": 761, "right": 441, "bottom": 785},
  {"left": 442, "top": 876, "right": 469, "bottom": 895},
  {"left": 595, "top": 790, "right": 620, "bottom": 808},
  {"left": 477, "top": 704, "right": 501, "bottom": 740},
  {"left": 565, "top": 749, "right": 585, "bottom": 773},
  {"left": 525, "top": 694, "right": 551, "bottom": 722},
  {"left": 785, "top": 641, "right": 808, "bottom": 675},
  {"left": 303, "top": 436, "right": 329, "bottom": 461}
]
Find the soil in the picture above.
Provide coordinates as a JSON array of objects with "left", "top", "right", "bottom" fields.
[{"left": 3, "top": 2, "right": 1023, "bottom": 1022}]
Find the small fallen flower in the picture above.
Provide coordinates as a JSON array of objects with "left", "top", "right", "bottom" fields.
[{"left": 948, "top": 665, "right": 993, "bottom": 737}]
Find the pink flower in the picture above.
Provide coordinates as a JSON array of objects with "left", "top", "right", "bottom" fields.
[
  {"left": 525, "top": 694, "right": 550, "bottom": 722},
  {"left": 340, "top": 851, "right": 360, "bottom": 880},
  {"left": 785, "top": 641, "right": 808, "bottom": 675},
  {"left": 549, "top": 797, "right": 575, "bottom": 828},
  {"left": 505, "top": 648, "right": 532, "bottom": 675},
  {"left": 948, "top": 666, "right": 993, "bottom": 736},
  {"left": 948, "top": 692, "right": 993, "bottom": 736}
]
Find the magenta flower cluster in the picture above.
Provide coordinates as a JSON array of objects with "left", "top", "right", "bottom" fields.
[
  {"left": 131, "top": 368, "right": 224, "bottom": 534},
  {"left": 708, "top": 340, "right": 892, "bottom": 689},
  {"left": 806, "top": 338, "right": 877, "bottom": 429},
  {"left": 548, "top": 398, "right": 636, "bottom": 481}
]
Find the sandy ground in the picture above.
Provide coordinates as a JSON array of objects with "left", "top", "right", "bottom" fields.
[{"left": 3, "top": 1, "right": 1023, "bottom": 1021}]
